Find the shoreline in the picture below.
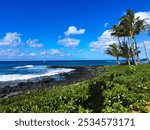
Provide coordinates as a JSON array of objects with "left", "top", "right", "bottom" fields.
[{"left": 0, "top": 66, "right": 105, "bottom": 98}]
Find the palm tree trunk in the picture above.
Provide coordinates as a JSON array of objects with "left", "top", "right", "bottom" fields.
[
  {"left": 134, "top": 38, "right": 140, "bottom": 64},
  {"left": 142, "top": 33, "right": 149, "bottom": 62},
  {"left": 131, "top": 56, "right": 134, "bottom": 65},
  {"left": 128, "top": 37, "right": 131, "bottom": 48},
  {"left": 123, "top": 36, "right": 126, "bottom": 44},
  {"left": 127, "top": 58, "right": 131, "bottom": 66},
  {"left": 117, "top": 57, "right": 120, "bottom": 65},
  {"left": 131, "top": 37, "right": 137, "bottom": 65},
  {"left": 118, "top": 37, "right": 121, "bottom": 46}
]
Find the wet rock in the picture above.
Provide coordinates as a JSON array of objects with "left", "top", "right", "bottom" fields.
[{"left": 0, "top": 66, "right": 105, "bottom": 98}]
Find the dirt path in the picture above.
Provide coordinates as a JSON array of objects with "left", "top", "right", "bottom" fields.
[{"left": 146, "top": 102, "right": 150, "bottom": 113}]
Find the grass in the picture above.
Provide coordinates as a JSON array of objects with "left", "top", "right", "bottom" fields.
[{"left": 0, "top": 64, "right": 150, "bottom": 113}]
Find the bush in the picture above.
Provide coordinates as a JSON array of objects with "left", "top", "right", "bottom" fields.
[
  {"left": 0, "top": 64, "right": 150, "bottom": 113},
  {"left": 125, "top": 65, "right": 136, "bottom": 75}
]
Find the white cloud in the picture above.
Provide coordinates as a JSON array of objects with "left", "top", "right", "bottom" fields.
[
  {"left": 58, "top": 38, "right": 80, "bottom": 48},
  {"left": 40, "top": 51, "right": 46, "bottom": 55},
  {"left": 104, "top": 22, "right": 109, "bottom": 28},
  {"left": 89, "top": 30, "right": 117, "bottom": 52},
  {"left": 64, "top": 26, "right": 85, "bottom": 36},
  {"left": 27, "top": 39, "right": 43, "bottom": 48},
  {"left": 40, "top": 49, "right": 62, "bottom": 56},
  {"left": 49, "top": 49, "right": 60, "bottom": 56},
  {"left": 29, "top": 53, "right": 37, "bottom": 56},
  {"left": 135, "top": 11, "right": 150, "bottom": 24},
  {"left": 0, "top": 49, "right": 24, "bottom": 57},
  {"left": 0, "top": 32, "right": 22, "bottom": 46}
]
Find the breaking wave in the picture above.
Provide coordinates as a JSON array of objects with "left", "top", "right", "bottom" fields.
[
  {"left": 0, "top": 68, "right": 74, "bottom": 82},
  {"left": 14, "top": 65, "right": 34, "bottom": 69}
]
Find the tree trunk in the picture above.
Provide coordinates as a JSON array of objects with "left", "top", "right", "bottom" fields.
[
  {"left": 131, "top": 37, "right": 137, "bottom": 65},
  {"left": 123, "top": 36, "right": 126, "bottom": 44},
  {"left": 128, "top": 37, "right": 131, "bottom": 48},
  {"left": 142, "top": 33, "right": 149, "bottom": 62},
  {"left": 117, "top": 57, "right": 120, "bottom": 65},
  {"left": 134, "top": 38, "right": 140, "bottom": 64},
  {"left": 127, "top": 58, "right": 131, "bottom": 66},
  {"left": 118, "top": 37, "right": 121, "bottom": 46}
]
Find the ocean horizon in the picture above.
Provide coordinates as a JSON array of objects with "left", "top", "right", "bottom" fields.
[{"left": 0, "top": 60, "right": 120, "bottom": 82}]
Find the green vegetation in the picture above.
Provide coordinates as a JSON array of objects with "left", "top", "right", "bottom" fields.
[
  {"left": 105, "top": 43, "right": 121, "bottom": 65},
  {"left": 0, "top": 64, "right": 150, "bottom": 113},
  {"left": 106, "top": 10, "right": 150, "bottom": 65}
]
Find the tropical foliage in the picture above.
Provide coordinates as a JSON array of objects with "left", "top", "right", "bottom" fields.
[
  {"left": 107, "top": 10, "right": 150, "bottom": 65},
  {"left": 105, "top": 43, "right": 121, "bottom": 64},
  {"left": 0, "top": 64, "right": 150, "bottom": 113}
]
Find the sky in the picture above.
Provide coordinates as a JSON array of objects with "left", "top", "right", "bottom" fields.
[{"left": 0, "top": 0, "right": 150, "bottom": 61}]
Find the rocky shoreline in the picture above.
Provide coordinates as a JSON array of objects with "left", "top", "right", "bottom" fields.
[{"left": 0, "top": 66, "right": 105, "bottom": 98}]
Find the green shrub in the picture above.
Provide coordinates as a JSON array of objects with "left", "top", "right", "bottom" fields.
[
  {"left": 125, "top": 65, "right": 136, "bottom": 75},
  {"left": 0, "top": 64, "right": 150, "bottom": 113}
]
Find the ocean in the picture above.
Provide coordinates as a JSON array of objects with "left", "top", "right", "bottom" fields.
[{"left": 0, "top": 60, "right": 118, "bottom": 82}]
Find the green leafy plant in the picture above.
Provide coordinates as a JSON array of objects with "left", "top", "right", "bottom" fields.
[
  {"left": 0, "top": 64, "right": 150, "bottom": 113},
  {"left": 126, "top": 65, "right": 136, "bottom": 75}
]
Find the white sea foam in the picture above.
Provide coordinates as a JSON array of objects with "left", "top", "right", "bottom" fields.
[
  {"left": 0, "top": 68, "right": 74, "bottom": 82},
  {"left": 14, "top": 65, "right": 34, "bottom": 69}
]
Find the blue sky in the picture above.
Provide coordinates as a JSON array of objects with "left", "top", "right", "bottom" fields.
[{"left": 0, "top": 0, "right": 150, "bottom": 61}]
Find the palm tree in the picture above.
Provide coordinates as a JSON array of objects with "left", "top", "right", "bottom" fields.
[
  {"left": 105, "top": 43, "right": 121, "bottom": 65},
  {"left": 119, "top": 42, "right": 132, "bottom": 65},
  {"left": 137, "top": 19, "right": 150, "bottom": 62},
  {"left": 109, "top": 9, "right": 149, "bottom": 65},
  {"left": 120, "top": 10, "right": 137, "bottom": 64},
  {"left": 111, "top": 24, "right": 128, "bottom": 45},
  {"left": 111, "top": 24, "right": 122, "bottom": 45},
  {"left": 119, "top": 10, "right": 144, "bottom": 65}
]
